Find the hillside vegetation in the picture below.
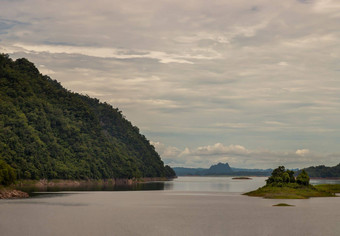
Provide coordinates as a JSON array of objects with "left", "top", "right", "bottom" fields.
[
  {"left": 303, "top": 163, "right": 340, "bottom": 178},
  {"left": 0, "top": 53, "right": 175, "bottom": 183}
]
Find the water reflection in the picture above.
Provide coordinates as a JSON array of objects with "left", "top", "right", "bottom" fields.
[
  {"left": 164, "top": 176, "right": 267, "bottom": 193},
  {"left": 18, "top": 181, "right": 166, "bottom": 197},
  {"left": 16, "top": 176, "right": 340, "bottom": 198}
]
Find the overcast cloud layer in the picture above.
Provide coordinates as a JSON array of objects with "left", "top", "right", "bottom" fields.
[{"left": 1, "top": 0, "right": 340, "bottom": 168}]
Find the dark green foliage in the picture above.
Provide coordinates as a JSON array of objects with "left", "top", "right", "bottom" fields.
[
  {"left": 286, "top": 170, "right": 296, "bottom": 183},
  {"left": 0, "top": 53, "right": 175, "bottom": 180},
  {"left": 296, "top": 170, "right": 310, "bottom": 186},
  {"left": 164, "top": 165, "right": 176, "bottom": 177},
  {"left": 302, "top": 163, "right": 340, "bottom": 178},
  {"left": 266, "top": 166, "right": 296, "bottom": 185},
  {"left": 266, "top": 166, "right": 302, "bottom": 186},
  {"left": 0, "top": 159, "right": 16, "bottom": 186}
]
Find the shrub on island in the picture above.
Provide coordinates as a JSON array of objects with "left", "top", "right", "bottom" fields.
[{"left": 265, "top": 166, "right": 310, "bottom": 188}]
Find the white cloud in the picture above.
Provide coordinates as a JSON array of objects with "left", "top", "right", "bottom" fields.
[
  {"left": 38, "top": 65, "right": 55, "bottom": 75},
  {"left": 150, "top": 141, "right": 181, "bottom": 158},
  {"left": 284, "top": 34, "right": 337, "bottom": 48},
  {"left": 296, "top": 149, "right": 310, "bottom": 156},
  {"left": 313, "top": 0, "right": 340, "bottom": 15},
  {"left": 8, "top": 43, "right": 217, "bottom": 64},
  {"left": 195, "top": 143, "right": 249, "bottom": 155},
  {"left": 277, "top": 61, "right": 288, "bottom": 67}
]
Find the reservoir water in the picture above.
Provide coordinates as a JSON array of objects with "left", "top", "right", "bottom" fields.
[
  {"left": 1, "top": 176, "right": 340, "bottom": 236},
  {"left": 18, "top": 176, "right": 268, "bottom": 195}
]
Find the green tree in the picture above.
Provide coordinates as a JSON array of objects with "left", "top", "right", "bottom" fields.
[
  {"left": 282, "top": 172, "right": 290, "bottom": 183},
  {"left": 266, "top": 166, "right": 297, "bottom": 185},
  {"left": 266, "top": 166, "right": 286, "bottom": 185},
  {"left": 296, "top": 170, "right": 310, "bottom": 186},
  {"left": 0, "top": 159, "right": 16, "bottom": 186},
  {"left": 286, "top": 170, "right": 296, "bottom": 183},
  {"left": 164, "top": 165, "right": 176, "bottom": 177}
]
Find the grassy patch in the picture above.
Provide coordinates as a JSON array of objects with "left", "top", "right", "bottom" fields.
[
  {"left": 244, "top": 184, "right": 335, "bottom": 199},
  {"left": 314, "top": 184, "right": 340, "bottom": 193},
  {"left": 273, "top": 203, "right": 294, "bottom": 207}
]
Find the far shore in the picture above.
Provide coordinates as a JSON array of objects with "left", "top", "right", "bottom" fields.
[{"left": 310, "top": 177, "right": 340, "bottom": 180}]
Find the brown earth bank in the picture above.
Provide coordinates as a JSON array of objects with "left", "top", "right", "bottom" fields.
[{"left": 0, "top": 188, "right": 29, "bottom": 199}]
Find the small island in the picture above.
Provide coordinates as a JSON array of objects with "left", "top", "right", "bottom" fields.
[
  {"left": 245, "top": 166, "right": 340, "bottom": 199},
  {"left": 273, "top": 203, "right": 295, "bottom": 207},
  {"left": 232, "top": 177, "right": 252, "bottom": 180}
]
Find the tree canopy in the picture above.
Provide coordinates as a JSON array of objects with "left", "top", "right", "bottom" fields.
[
  {"left": 303, "top": 163, "right": 340, "bottom": 178},
  {"left": 0, "top": 159, "right": 16, "bottom": 186},
  {"left": 266, "top": 166, "right": 310, "bottom": 187}
]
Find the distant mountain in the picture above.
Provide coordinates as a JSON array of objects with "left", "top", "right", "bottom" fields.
[
  {"left": 173, "top": 163, "right": 272, "bottom": 176},
  {"left": 303, "top": 163, "right": 340, "bottom": 178},
  {"left": 171, "top": 167, "right": 206, "bottom": 176},
  {"left": 232, "top": 167, "right": 275, "bottom": 173},
  {"left": 0, "top": 53, "right": 175, "bottom": 180},
  {"left": 204, "top": 162, "right": 232, "bottom": 175}
]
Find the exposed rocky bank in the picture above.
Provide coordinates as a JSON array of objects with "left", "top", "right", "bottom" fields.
[{"left": 0, "top": 189, "right": 29, "bottom": 199}]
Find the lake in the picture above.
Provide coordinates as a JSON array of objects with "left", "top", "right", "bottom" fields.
[{"left": 1, "top": 176, "right": 340, "bottom": 236}]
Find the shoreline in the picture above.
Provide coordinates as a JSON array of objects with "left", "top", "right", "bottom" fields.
[
  {"left": 15, "top": 177, "right": 173, "bottom": 188},
  {"left": 1, "top": 177, "right": 175, "bottom": 199}
]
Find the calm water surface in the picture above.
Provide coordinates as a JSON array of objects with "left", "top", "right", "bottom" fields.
[
  {"left": 164, "top": 176, "right": 267, "bottom": 192},
  {"left": 2, "top": 176, "right": 340, "bottom": 236}
]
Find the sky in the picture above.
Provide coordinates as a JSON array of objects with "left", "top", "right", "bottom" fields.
[{"left": 1, "top": 0, "right": 340, "bottom": 169}]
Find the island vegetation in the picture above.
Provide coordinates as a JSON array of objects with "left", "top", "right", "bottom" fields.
[
  {"left": 0, "top": 53, "right": 176, "bottom": 188},
  {"left": 272, "top": 203, "right": 294, "bottom": 207},
  {"left": 245, "top": 166, "right": 339, "bottom": 199}
]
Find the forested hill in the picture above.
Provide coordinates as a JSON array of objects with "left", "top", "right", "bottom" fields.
[
  {"left": 303, "top": 163, "right": 340, "bottom": 178},
  {"left": 0, "top": 53, "right": 175, "bottom": 181}
]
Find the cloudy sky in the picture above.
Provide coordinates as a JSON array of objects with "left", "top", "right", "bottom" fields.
[{"left": 1, "top": 0, "right": 340, "bottom": 169}]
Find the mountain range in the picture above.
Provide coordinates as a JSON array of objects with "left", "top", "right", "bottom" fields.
[{"left": 173, "top": 162, "right": 272, "bottom": 176}]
